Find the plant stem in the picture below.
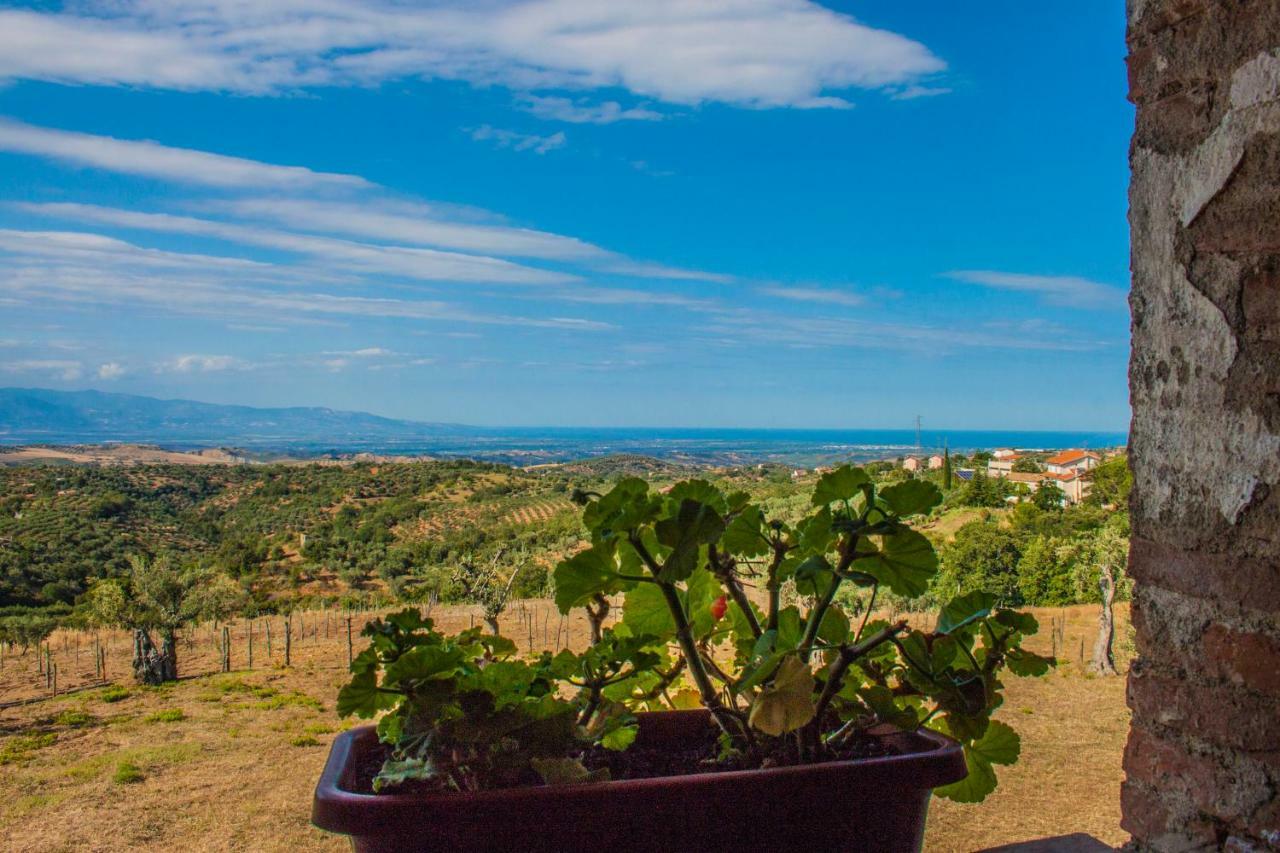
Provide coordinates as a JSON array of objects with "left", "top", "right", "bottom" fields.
[
  {"left": 709, "top": 545, "right": 761, "bottom": 638},
  {"left": 799, "top": 538, "right": 857, "bottom": 662},
  {"left": 809, "top": 619, "right": 908, "bottom": 733},
  {"left": 657, "top": 581, "right": 738, "bottom": 736},
  {"left": 766, "top": 537, "right": 786, "bottom": 632}
]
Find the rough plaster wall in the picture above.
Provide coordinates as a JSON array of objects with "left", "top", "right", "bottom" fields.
[{"left": 1126, "top": 1, "right": 1280, "bottom": 850}]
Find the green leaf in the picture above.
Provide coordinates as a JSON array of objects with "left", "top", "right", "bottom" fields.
[
  {"left": 993, "top": 609, "right": 1039, "bottom": 636},
  {"left": 582, "top": 478, "right": 660, "bottom": 537},
  {"left": 932, "top": 720, "right": 1021, "bottom": 803},
  {"left": 879, "top": 480, "right": 943, "bottom": 517},
  {"left": 384, "top": 608, "right": 429, "bottom": 633},
  {"left": 815, "top": 604, "right": 851, "bottom": 648},
  {"left": 937, "top": 591, "right": 999, "bottom": 636},
  {"left": 665, "top": 480, "right": 728, "bottom": 514},
  {"left": 553, "top": 548, "right": 625, "bottom": 614},
  {"left": 372, "top": 757, "right": 435, "bottom": 792},
  {"left": 722, "top": 504, "right": 769, "bottom": 557},
  {"left": 685, "top": 567, "right": 723, "bottom": 639},
  {"left": 336, "top": 670, "right": 400, "bottom": 718},
  {"left": 384, "top": 644, "right": 464, "bottom": 686},
  {"left": 600, "top": 722, "right": 638, "bottom": 751},
  {"left": 530, "top": 757, "right": 610, "bottom": 786},
  {"left": 795, "top": 507, "right": 835, "bottom": 555},
  {"left": 622, "top": 583, "right": 676, "bottom": 640},
  {"left": 654, "top": 499, "right": 724, "bottom": 582},
  {"left": 792, "top": 554, "right": 835, "bottom": 599},
  {"left": 1005, "top": 648, "right": 1054, "bottom": 677},
  {"left": 748, "top": 656, "right": 817, "bottom": 736},
  {"left": 851, "top": 528, "right": 938, "bottom": 598},
  {"left": 811, "top": 466, "right": 871, "bottom": 506}
]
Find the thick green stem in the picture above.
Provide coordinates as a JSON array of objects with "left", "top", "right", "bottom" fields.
[
  {"left": 809, "top": 620, "right": 908, "bottom": 732},
  {"left": 709, "top": 545, "right": 761, "bottom": 638},
  {"left": 658, "top": 581, "right": 738, "bottom": 736},
  {"left": 766, "top": 538, "right": 786, "bottom": 632},
  {"left": 799, "top": 537, "right": 857, "bottom": 662}
]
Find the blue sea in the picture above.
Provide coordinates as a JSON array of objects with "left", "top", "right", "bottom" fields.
[{"left": 294, "top": 427, "right": 1129, "bottom": 467}]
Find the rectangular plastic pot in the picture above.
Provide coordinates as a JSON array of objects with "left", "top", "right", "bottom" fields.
[{"left": 313, "top": 709, "right": 966, "bottom": 853}]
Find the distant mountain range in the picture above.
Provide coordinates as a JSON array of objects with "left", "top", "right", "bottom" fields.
[{"left": 0, "top": 388, "right": 470, "bottom": 446}]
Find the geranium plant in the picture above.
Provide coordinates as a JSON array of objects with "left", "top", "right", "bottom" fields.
[{"left": 338, "top": 466, "right": 1052, "bottom": 803}]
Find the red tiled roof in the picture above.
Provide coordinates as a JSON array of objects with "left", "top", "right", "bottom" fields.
[{"left": 1045, "top": 449, "right": 1100, "bottom": 466}]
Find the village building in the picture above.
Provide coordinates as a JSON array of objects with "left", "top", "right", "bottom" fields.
[
  {"left": 991, "top": 448, "right": 1019, "bottom": 460},
  {"left": 1044, "top": 449, "right": 1101, "bottom": 476},
  {"left": 927, "top": 454, "right": 944, "bottom": 469},
  {"left": 901, "top": 456, "right": 922, "bottom": 472},
  {"left": 986, "top": 454, "right": 1022, "bottom": 477}
]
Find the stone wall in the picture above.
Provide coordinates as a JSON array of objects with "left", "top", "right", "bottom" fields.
[{"left": 1125, "top": 0, "right": 1280, "bottom": 849}]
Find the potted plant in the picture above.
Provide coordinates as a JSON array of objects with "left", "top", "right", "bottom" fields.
[{"left": 313, "top": 467, "right": 1052, "bottom": 852}]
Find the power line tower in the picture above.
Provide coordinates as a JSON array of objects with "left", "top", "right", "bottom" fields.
[{"left": 914, "top": 415, "right": 923, "bottom": 453}]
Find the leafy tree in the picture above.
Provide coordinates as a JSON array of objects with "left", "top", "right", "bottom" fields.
[
  {"left": 1086, "top": 456, "right": 1132, "bottom": 506},
  {"left": 87, "top": 555, "right": 245, "bottom": 683},
  {"left": 1015, "top": 535, "right": 1077, "bottom": 606},
  {"left": 1011, "top": 458, "right": 1044, "bottom": 474},
  {"left": 956, "top": 472, "right": 1006, "bottom": 508},
  {"left": 1033, "top": 481, "right": 1066, "bottom": 511},
  {"left": 940, "top": 522, "right": 1023, "bottom": 603}
]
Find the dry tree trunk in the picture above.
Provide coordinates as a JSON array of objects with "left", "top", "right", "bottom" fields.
[{"left": 1089, "top": 563, "right": 1118, "bottom": 676}]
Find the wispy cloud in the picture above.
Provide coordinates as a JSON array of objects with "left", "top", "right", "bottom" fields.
[
  {"left": 17, "top": 206, "right": 576, "bottom": 286},
  {"left": 467, "top": 125, "right": 566, "bottom": 155},
  {"left": 97, "top": 362, "right": 126, "bottom": 380},
  {"left": 518, "top": 96, "right": 663, "bottom": 124},
  {"left": 0, "top": 359, "right": 83, "bottom": 381},
  {"left": 758, "top": 286, "right": 865, "bottom": 308},
  {"left": 0, "top": 2, "right": 945, "bottom": 109},
  {"left": 945, "top": 270, "right": 1128, "bottom": 309},
  {"left": 3, "top": 121, "right": 728, "bottom": 284},
  {"left": 890, "top": 85, "right": 952, "bottom": 101},
  {"left": 211, "top": 198, "right": 604, "bottom": 261},
  {"left": 0, "top": 118, "right": 369, "bottom": 190}
]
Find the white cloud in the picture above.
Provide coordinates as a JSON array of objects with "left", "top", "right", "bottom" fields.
[
  {"left": 97, "top": 362, "right": 126, "bottom": 379},
  {"left": 0, "top": 260, "right": 614, "bottom": 332},
  {"left": 213, "top": 198, "right": 605, "bottom": 261},
  {"left": 0, "top": 118, "right": 369, "bottom": 190},
  {"left": 945, "top": 270, "right": 1128, "bottom": 309},
  {"left": 17, "top": 206, "right": 576, "bottom": 286},
  {"left": 4, "top": 123, "right": 732, "bottom": 284},
  {"left": 758, "top": 286, "right": 865, "bottom": 308},
  {"left": 163, "top": 354, "right": 246, "bottom": 373},
  {"left": 468, "top": 125, "right": 566, "bottom": 155},
  {"left": 891, "top": 85, "right": 952, "bottom": 101},
  {"left": 0, "top": 359, "right": 83, "bottom": 380},
  {"left": 518, "top": 95, "right": 663, "bottom": 124},
  {"left": 0, "top": 2, "right": 944, "bottom": 108}
]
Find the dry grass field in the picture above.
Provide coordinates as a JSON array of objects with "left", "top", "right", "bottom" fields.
[{"left": 0, "top": 602, "right": 1131, "bottom": 852}]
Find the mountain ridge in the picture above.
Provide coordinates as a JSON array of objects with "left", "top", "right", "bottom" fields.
[{"left": 0, "top": 387, "right": 470, "bottom": 444}]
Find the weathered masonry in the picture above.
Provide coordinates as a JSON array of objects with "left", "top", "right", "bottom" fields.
[{"left": 1125, "top": 0, "right": 1280, "bottom": 848}]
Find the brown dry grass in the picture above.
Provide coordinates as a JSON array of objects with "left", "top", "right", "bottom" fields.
[{"left": 0, "top": 602, "right": 1131, "bottom": 852}]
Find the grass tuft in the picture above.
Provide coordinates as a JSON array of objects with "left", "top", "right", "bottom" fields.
[
  {"left": 100, "top": 685, "right": 131, "bottom": 703},
  {"left": 113, "top": 761, "right": 145, "bottom": 784},
  {"left": 145, "top": 708, "right": 186, "bottom": 724}
]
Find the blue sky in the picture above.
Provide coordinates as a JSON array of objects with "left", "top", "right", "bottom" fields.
[{"left": 0, "top": 1, "right": 1132, "bottom": 430}]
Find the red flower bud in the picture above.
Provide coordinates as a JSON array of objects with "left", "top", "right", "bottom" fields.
[{"left": 710, "top": 595, "right": 728, "bottom": 622}]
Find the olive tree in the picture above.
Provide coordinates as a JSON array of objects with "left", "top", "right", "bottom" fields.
[{"left": 87, "top": 555, "right": 244, "bottom": 683}]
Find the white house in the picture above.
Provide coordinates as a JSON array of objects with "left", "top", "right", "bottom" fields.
[
  {"left": 987, "top": 454, "right": 1022, "bottom": 477},
  {"left": 1045, "top": 449, "right": 1101, "bottom": 476},
  {"left": 992, "top": 448, "right": 1019, "bottom": 460}
]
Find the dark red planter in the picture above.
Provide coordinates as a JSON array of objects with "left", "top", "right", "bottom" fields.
[{"left": 313, "top": 710, "right": 966, "bottom": 853}]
